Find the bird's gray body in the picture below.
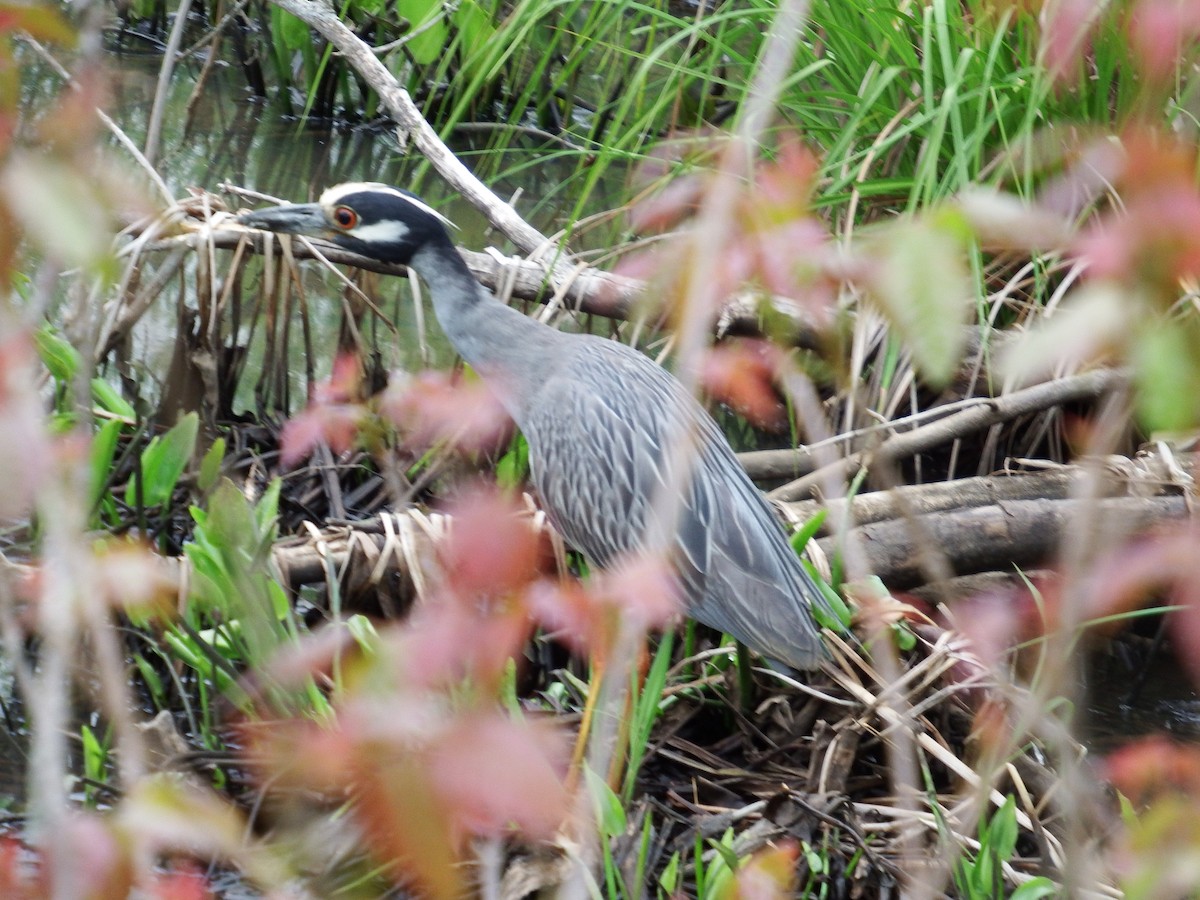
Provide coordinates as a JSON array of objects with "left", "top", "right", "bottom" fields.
[{"left": 241, "top": 183, "right": 829, "bottom": 670}]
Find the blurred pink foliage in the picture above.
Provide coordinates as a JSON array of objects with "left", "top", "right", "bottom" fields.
[
  {"left": 239, "top": 481, "right": 687, "bottom": 894},
  {"left": 278, "top": 352, "right": 363, "bottom": 467},
  {"left": 0, "top": 333, "right": 53, "bottom": 516},
  {"left": 1036, "top": 0, "right": 1200, "bottom": 87},
  {"left": 618, "top": 135, "right": 844, "bottom": 320},
  {"left": 1074, "top": 131, "right": 1200, "bottom": 291},
  {"left": 720, "top": 840, "right": 800, "bottom": 900},
  {"left": 379, "top": 369, "right": 511, "bottom": 454},
  {"left": 700, "top": 339, "right": 791, "bottom": 431},
  {"left": 1103, "top": 733, "right": 1200, "bottom": 805}
]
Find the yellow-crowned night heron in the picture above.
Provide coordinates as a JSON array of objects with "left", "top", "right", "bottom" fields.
[{"left": 239, "top": 183, "right": 830, "bottom": 669}]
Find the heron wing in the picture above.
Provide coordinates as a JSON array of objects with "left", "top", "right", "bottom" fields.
[{"left": 520, "top": 338, "right": 827, "bottom": 670}]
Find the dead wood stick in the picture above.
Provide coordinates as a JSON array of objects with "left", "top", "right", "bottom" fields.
[
  {"left": 768, "top": 369, "right": 1128, "bottom": 502},
  {"left": 141, "top": 229, "right": 829, "bottom": 347},
  {"left": 266, "top": 490, "right": 1187, "bottom": 602},
  {"left": 828, "top": 494, "right": 1187, "bottom": 591},
  {"left": 780, "top": 465, "right": 1181, "bottom": 533}
]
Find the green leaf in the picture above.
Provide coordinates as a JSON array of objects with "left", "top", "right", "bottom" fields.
[
  {"left": 89, "top": 417, "right": 123, "bottom": 513},
  {"left": 891, "top": 621, "right": 918, "bottom": 651},
  {"left": 197, "top": 437, "right": 225, "bottom": 493},
  {"left": 658, "top": 852, "right": 680, "bottom": 894},
  {"left": 403, "top": 0, "right": 449, "bottom": 64},
  {"left": 708, "top": 830, "right": 739, "bottom": 871},
  {"left": 584, "top": 765, "right": 626, "bottom": 836},
  {"left": 452, "top": 0, "right": 497, "bottom": 82},
  {"left": 986, "top": 795, "right": 1019, "bottom": 861},
  {"left": 867, "top": 208, "right": 971, "bottom": 388},
  {"left": 1133, "top": 317, "right": 1200, "bottom": 433},
  {"left": 347, "top": 614, "right": 379, "bottom": 649},
  {"left": 133, "top": 413, "right": 199, "bottom": 508},
  {"left": 496, "top": 432, "right": 529, "bottom": 489},
  {"left": 133, "top": 655, "right": 165, "bottom": 707},
  {"left": 803, "top": 559, "right": 852, "bottom": 631},
  {"left": 80, "top": 724, "right": 106, "bottom": 782},
  {"left": 1010, "top": 878, "right": 1059, "bottom": 900},
  {"left": 91, "top": 378, "right": 136, "bottom": 420},
  {"left": 34, "top": 325, "right": 80, "bottom": 383},
  {"left": 272, "top": 7, "right": 311, "bottom": 52},
  {"left": 253, "top": 478, "right": 282, "bottom": 541},
  {"left": 789, "top": 508, "right": 826, "bottom": 555}
]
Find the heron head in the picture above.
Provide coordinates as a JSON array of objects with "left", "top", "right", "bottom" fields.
[{"left": 238, "top": 182, "right": 455, "bottom": 265}]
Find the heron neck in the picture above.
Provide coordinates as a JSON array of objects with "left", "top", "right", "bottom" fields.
[{"left": 409, "top": 238, "right": 560, "bottom": 404}]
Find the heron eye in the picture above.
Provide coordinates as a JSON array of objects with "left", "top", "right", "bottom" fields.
[{"left": 332, "top": 206, "right": 358, "bottom": 229}]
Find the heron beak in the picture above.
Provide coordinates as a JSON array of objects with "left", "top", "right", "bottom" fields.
[{"left": 238, "top": 202, "right": 330, "bottom": 237}]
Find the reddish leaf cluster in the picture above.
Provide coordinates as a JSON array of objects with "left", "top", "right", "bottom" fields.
[
  {"left": 1103, "top": 734, "right": 1200, "bottom": 807},
  {"left": 281, "top": 355, "right": 513, "bottom": 467},
  {"left": 278, "top": 352, "right": 364, "bottom": 466},
  {"left": 721, "top": 840, "right": 801, "bottom": 900},
  {"left": 379, "top": 369, "right": 512, "bottom": 455},
  {"left": 618, "top": 136, "right": 844, "bottom": 322},
  {"left": 1036, "top": 0, "right": 1200, "bottom": 88},
  {"left": 0, "top": 333, "right": 52, "bottom": 517},
  {"left": 0, "top": 819, "right": 219, "bottom": 900},
  {"left": 1074, "top": 131, "right": 1200, "bottom": 294},
  {"left": 699, "top": 339, "right": 792, "bottom": 431},
  {"left": 245, "top": 699, "right": 570, "bottom": 900},
  {"left": 244, "top": 485, "right": 682, "bottom": 897},
  {"left": 526, "top": 554, "right": 681, "bottom": 664}
]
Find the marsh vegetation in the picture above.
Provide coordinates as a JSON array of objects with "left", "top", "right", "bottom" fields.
[{"left": 2, "top": 0, "right": 1200, "bottom": 896}]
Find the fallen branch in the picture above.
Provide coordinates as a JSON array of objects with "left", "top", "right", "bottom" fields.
[
  {"left": 263, "top": 480, "right": 1189, "bottom": 601},
  {"left": 780, "top": 463, "right": 1183, "bottom": 533},
  {"left": 842, "top": 494, "right": 1187, "bottom": 590},
  {"left": 768, "top": 369, "right": 1129, "bottom": 502}
]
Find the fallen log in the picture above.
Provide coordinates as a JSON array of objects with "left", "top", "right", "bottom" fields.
[{"left": 266, "top": 471, "right": 1190, "bottom": 604}]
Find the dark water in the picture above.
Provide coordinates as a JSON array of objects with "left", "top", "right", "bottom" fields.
[{"left": 1082, "top": 646, "right": 1200, "bottom": 752}]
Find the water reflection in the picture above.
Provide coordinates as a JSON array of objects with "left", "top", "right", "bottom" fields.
[{"left": 1083, "top": 648, "right": 1200, "bottom": 752}]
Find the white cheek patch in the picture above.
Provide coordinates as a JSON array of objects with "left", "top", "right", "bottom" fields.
[{"left": 348, "top": 220, "right": 411, "bottom": 244}]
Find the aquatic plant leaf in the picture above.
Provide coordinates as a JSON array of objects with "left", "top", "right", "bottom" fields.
[
  {"left": 1009, "top": 879, "right": 1059, "bottom": 900},
  {"left": 454, "top": 0, "right": 496, "bottom": 57},
  {"left": 91, "top": 377, "right": 136, "bottom": 420},
  {"left": 584, "top": 764, "right": 626, "bottom": 835},
  {"left": 89, "top": 417, "right": 122, "bottom": 514},
  {"left": 403, "top": 0, "right": 449, "bottom": 65},
  {"left": 271, "top": 6, "right": 310, "bottom": 52},
  {"left": 34, "top": 324, "right": 80, "bottom": 383},
  {"left": 196, "top": 437, "right": 225, "bottom": 493},
  {"left": 133, "top": 412, "right": 198, "bottom": 508}
]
